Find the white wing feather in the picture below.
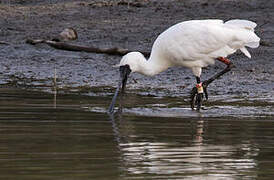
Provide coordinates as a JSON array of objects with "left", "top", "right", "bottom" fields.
[
  {"left": 152, "top": 19, "right": 260, "bottom": 65},
  {"left": 240, "top": 47, "right": 251, "bottom": 58}
]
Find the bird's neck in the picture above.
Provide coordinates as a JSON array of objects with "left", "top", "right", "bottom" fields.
[{"left": 137, "top": 54, "right": 171, "bottom": 76}]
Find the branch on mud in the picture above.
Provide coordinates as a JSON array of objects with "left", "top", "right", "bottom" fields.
[
  {"left": 0, "top": 41, "right": 10, "bottom": 45},
  {"left": 26, "top": 39, "right": 150, "bottom": 57},
  {"left": 260, "top": 40, "right": 272, "bottom": 47}
]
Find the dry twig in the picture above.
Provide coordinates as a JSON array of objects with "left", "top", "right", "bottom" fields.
[{"left": 0, "top": 41, "right": 10, "bottom": 45}]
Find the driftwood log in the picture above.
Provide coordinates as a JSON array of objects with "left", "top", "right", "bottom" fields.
[
  {"left": 0, "top": 41, "right": 9, "bottom": 45},
  {"left": 26, "top": 39, "right": 150, "bottom": 57}
]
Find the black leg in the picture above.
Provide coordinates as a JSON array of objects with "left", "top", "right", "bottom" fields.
[
  {"left": 203, "top": 60, "right": 235, "bottom": 87},
  {"left": 190, "top": 57, "right": 235, "bottom": 110},
  {"left": 190, "top": 76, "right": 204, "bottom": 111},
  {"left": 196, "top": 76, "right": 201, "bottom": 84}
]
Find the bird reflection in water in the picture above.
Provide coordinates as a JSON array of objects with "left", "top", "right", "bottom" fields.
[{"left": 108, "top": 106, "right": 258, "bottom": 178}]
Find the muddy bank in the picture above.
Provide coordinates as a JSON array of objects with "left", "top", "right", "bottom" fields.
[{"left": 0, "top": 0, "right": 273, "bottom": 101}]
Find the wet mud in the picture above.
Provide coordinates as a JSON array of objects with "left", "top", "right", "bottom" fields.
[{"left": 0, "top": 0, "right": 273, "bottom": 102}]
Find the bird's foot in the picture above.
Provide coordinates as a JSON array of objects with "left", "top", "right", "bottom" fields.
[{"left": 190, "top": 81, "right": 209, "bottom": 111}]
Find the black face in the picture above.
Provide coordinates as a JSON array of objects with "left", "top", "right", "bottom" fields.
[{"left": 108, "top": 65, "right": 131, "bottom": 114}]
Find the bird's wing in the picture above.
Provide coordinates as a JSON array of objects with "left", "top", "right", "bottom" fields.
[
  {"left": 156, "top": 21, "right": 234, "bottom": 61},
  {"left": 225, "top": 19, "right": 257, "bottom": 31},
  {"left": 155, "top": 20, "right": 259, "bottom": 64}
]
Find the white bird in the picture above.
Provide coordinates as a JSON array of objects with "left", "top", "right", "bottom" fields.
[{"left": 108, "top": 19, "right": 260, "bottom": 113}]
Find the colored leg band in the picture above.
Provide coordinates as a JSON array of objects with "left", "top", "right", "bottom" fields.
[{"left": 196, "top": 83, "right": 203, "bottom": 93}]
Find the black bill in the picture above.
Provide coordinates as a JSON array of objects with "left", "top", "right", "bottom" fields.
[{"left": 108, "top": 65, "right": 131, "bottom": 114}]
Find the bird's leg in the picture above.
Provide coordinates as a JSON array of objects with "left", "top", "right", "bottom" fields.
[
  {"left": 190, "top": 57, "right": 235, "bottom": 110},
  {"left": 190, "top": 76, "right": 204, "bottom": 110},
  {"left": 203, "top": 57, "right": 235, "bottom": 89}
]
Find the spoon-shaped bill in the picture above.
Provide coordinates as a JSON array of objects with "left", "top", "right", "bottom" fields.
[{"left": 108, "top": 65, "right": 131, "bottom": 114}]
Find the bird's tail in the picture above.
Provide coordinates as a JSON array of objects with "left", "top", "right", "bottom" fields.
[{"left": 225, "top": 19, "right": 260, "bottom": 58}]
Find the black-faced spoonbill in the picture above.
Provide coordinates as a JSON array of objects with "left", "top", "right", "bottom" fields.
[{"left": 108, "top": 19, "right": 260, "bottom": 113}]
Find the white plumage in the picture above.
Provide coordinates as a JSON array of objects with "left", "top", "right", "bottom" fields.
[
  {"left": 108, "top": 19, "right": 261, "bottom": 113},
  {"left": 118, "top": 19, "right": 260, "bottom": 77}
]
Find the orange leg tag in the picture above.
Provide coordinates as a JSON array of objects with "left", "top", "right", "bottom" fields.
[{"left": 196, "top": 83, "right": 203, "bottom": 94}]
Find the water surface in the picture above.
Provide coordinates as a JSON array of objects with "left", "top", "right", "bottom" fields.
[{"left": 0, "top": 88, "right": 273, "bottom": 179}]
